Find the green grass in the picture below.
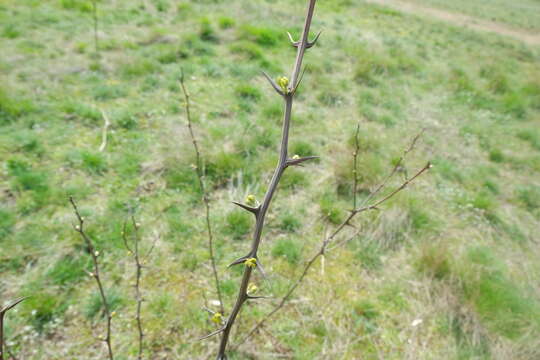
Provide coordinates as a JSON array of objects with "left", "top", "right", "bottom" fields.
[{"left": 1, "top": 0, "right": 540, "bottom": 358}]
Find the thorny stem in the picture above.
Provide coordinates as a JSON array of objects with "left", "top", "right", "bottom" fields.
[
  {"left": 122, "top": 216, "right": 146, "bottom": 360},
  {"left": 69, "top": 197, "right": 114, "bottom": 360},
  {"left": 234, "top": 135, "right": 431, "bottom": 350},
  {"left": 213, "top": 1, "right": 319, "bottom": 358},
  {"left": 0, "top": 298, "right": 26, "bottom": 360},
  {"left": 179, "top": 73, "right": 224, "bottom": 316}
]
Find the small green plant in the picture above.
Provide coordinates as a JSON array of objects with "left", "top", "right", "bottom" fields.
[
  {"left": 225, "top": 211, "right": 251, "bottom": 240},
  {"left": 199, "top": 18, "right": 218, "bottom": 43},
  {"left": 218, "top": 16, "right": 235, "bottom": 29},
  {"left": 0, "top": 87, "right": 33, "bottom": 125},
  {"left": 272, "top": 238, "right": 301, "bottom": 264},
  {"left": 278, "top": 211, "right": 301, "bottom": 232},
  {"left": 238, "top": 24, "right": 282, "bottom": 47},
  {"left": 235, "top": 84, "right": 262, "bottom": 102},
  {"left": 0, "top": 208, "right": 15, "bottom": 238}
]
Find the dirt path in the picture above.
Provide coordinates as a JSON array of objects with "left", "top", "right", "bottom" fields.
[{"left": 364, "top": 0, "right": 540, "bottom": 46}]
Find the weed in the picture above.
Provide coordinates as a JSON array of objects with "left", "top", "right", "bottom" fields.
[
  {"left": 218, "top": 16, "right": 235, "bottom": 29},
  {"left": 46, "top": 254, "right": 90, "bottom": 287},
  {"left": 235, "top": 84, "right": 262, "bottom": 102},
  {"left": 200, "top": 18, "right": 218, "bottom": 43},
  {"left": 206, "top": 151, "right": 244, "bottom": 184},
  {"left": 0, "top": 87, "right": 34, "bottom": 125},
  {"left": 225, "top": 211, "right": 251, "bottom": 240},
  {"left": 2, "top": 24, "right": 20, "bottom": 39},
  {"left": 516, "top": 185, "right": 540, "bottom": 213},
  {"left": 272, "top": 238, "right": 301, "bottom": 265},
  {"left": 61, "top": 101, "right": 101, "bottom": 124},
  {"left": 516, "top": 129, "right": 540, "bottom": 150},
  {"left": 319, "top": 192, "right": 344, "bottom": 224},
  {"left": 238, "top": 25, "right": 282, "bottom": 47},
  {"left": 464, "top": 246, "right": 540, "bottom": 338},
  {"left": 84, "top": 289, "right": 124, "bottom": 319},
  {"left": 278, "top": 211, "right": 301, "bottom": 232},
  {"left": 7, "top": 159, "right": 49, "bottom": 194},
  {"left": 21, "top": 292, "right": 65, "bottom": 331},
  {"left": 0, "top": 207, "right": 15, "bottom": 238},
  {"left": 415, "top": 243, "right": 451, "bottom": 280}
]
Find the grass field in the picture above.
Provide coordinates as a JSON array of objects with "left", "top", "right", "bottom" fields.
[{"left": 1, "top": 0, "right": 540, "bottom": 359}]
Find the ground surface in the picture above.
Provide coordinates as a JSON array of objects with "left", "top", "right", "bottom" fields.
[{"left": 1, "top": 0, "right": 540, "bottom": 359}]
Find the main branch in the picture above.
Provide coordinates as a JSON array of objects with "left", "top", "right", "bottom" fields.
[{"left": 210, "top": 1, "right": 320, "bottom": 358}]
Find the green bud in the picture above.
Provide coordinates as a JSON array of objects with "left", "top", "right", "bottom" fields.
[{"left": 277, "top": 76, "right": 289, "bottom": 92}]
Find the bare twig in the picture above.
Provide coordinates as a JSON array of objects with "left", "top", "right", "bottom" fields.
[
  {"left": 359, "top": 128, "right": 425, "bottom": 208},
  {"left": 122, "top": 216, "right": 146, "bottom": 360},
  {"left": 179, "top": 71, "right": 224, "bottom": 316},
  {"left": 0, "top": 298, "right": 26, "bottom": 360},
  {"left": 99, "top": 110, "right": 110, "bottom": 152},
  {"left": 69, "top": 197, "right": 114, "bottom": 360},
  {"left": 234, "top": 134, "right": 431, "bottom": 349},
  {"left": 207, "top": 1, "right": 321, "bottom": 358},
  {"left": 352, "top": 122, "right": 361, "bottom": 209}
]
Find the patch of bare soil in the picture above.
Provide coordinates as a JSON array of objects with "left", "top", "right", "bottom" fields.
[{"left": 365, "top": 0, "right": 540, "bottom": 46}]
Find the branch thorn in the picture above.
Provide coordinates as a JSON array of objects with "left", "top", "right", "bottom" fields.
[
  {"left": 286, "top": 156, "right": 319, "bottom": 167},
  {"left": 262, "top": 71, "right": 285, "bottom": 96},
  {"left": 232, "top": 201, "right": 260, "bottom": 215}
]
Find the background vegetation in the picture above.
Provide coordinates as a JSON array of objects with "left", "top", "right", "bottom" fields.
[{"left": 1, "top": 0, "right": 539, "bottom": 359}]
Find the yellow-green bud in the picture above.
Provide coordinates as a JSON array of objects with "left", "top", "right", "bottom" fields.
[
  {"left": 245, "top": 194, "right": 256, "bottom": 206},
  {"left": 247, "top": 283, "right": 258, "bottom": 295},
  {"left": 292, "top": 154, "right": 300, "bottom": 160},
  {"left": 244, "top": 258, "right": 257, "bottom": 268},
  {"left": 211, "top": 312, "right": 223, "bottom": 324},
  {"left": 277, "top": 76, "right": 289, "bottom": 92}
]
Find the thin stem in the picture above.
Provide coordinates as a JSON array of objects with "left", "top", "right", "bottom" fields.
[
  {"left": 179, "top": 73, "right": 224, "bottom": 315},
  {"left": 124, "top": 216, "right": 145, "bottom": 360},
  {"left": 69, "top": 197, "right": 114, "bottom": 360},
  {"left": 352, "top": 122, "right": 360, "bottom": 209},
  {"left": 359, "top": 128, "right": 425, "bottom": 208},
  {"left": 214, "top": 1, "right": 319, "bottom": 358}
]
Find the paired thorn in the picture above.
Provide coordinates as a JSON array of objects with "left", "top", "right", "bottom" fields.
[
  {"left": 228, "top": 255, "right": 250, "bottom": 268},
  {"left": 232, "top": 201, "right": 260, "bottom": 216},
  {"left": 255, "top": 259, "right": 267, "bottom": 279},
  {"left": 287, "top": 30, "right": 322, "bottom": 49},
  {"left": 227, "top": 256, "right": 266, "bottom": 278},
  {"left": 286, "top": 156, "right": 319, "bottom": 167},
  {"left": 0, "top": 297, "right": 27, "bottom": 314},
  {"left": 262, "top": 72, "right": 285, "bottom": 96},
  {"left": 199, "top": 326, "right": 226, "bottom": 340}
]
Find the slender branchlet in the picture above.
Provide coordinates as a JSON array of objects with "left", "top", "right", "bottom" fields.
[
  {"left": 234, "top": 133, "right": 431, "bottom": 350},
  {"left": 202, "top": 1, "right": 321, "bottom": 358},
  {"left": 179, "top": 71, "right": 224, "bottom": 315},
  {"left": 352, "top": 122, "right": 361, "bottom": 209},
  {"left": 0, "top": 298, "right": 26, "bottom": 360},
  {"left": 69, "top": 196, "right": 114, "bottom": 360},
  {"left": 122, "top": 215, "right": 153, "bottom": 360}
]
